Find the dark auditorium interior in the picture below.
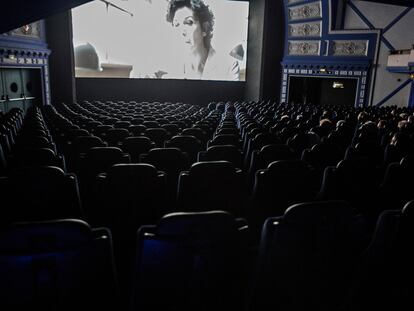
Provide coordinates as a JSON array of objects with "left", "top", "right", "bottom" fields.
[{"left": 1, "top": 0, "right": 414, "bottom": 310}]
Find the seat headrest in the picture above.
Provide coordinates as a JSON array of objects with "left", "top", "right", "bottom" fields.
[
  {"left": 207, "top": 145, "right": 239, "bottom": 153},
  {"left": 74, "top": 135, "right": 103, "bottom": 144},
  {"left": 124, "top": 136, "right": 152, "bottom": 143},
  {"left": 402, "top": 200, "right": 414, "bottom": 219},
  {"left": 148, "top": 147, "right": 185, "bottom": 159},
  {"left": 260, "top": 144, "right": 292, "bottom": 154},
  {"left": 267, "top": 159, "right": 309, "bottom": 171},
  {"left": 87, "top": 147, "right": 123, "bottom": 158},
  {"left": 107, "top": 163, "right": 158, "bottom": 180},
  {"left": 400, "top": 155, "right": 414, "bottom": 169},
  {"left": 0, "top": 219, "right": 92, "bottom": 251},
  {"left": 157, "top": 211, "right": 236, "bottom": 236},
  {"left": 283, "top": 201, "right": 353, "bottom": 225},
  {"left": 10, "top": 165, "right": 65, "bottom": 180},
  {"left": 190, "top": 161, "right": 235, "bottom": 176}
]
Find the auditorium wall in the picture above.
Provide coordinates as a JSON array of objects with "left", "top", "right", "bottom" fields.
[
  {"left": 46, "top": 1, "right": 284, "bottom": 107},
  {"left": 344, "top": 0, "right": 414, "bottom": 107}
]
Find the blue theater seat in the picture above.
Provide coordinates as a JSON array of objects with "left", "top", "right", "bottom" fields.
[
  {"left": 0, "top": 219, "right": 118, "bottom": 311},
  {"left": 131, "top": 211, "right": 249, "bottom": 311}
]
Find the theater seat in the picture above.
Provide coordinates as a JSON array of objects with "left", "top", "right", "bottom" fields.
[
  {"left": 177, "top": 161, "right": 244, "bottom": 215},
  {"left": 247, "top": 144, "right": 296, "bottom": 190},
  {"left": 251, "top": 201, "right": 359, "bottom": 311},
  {"left": 250, "top": 160, "right": 317, "bottom": 231},
  {"left": 11, "top": 147, "right": 66, "bottom": 171},
  {"left": 121, "top": 136, "right": 155, "bottom": 163},
  {"left": 78, "top": 147, "right": 130, "bottom": 220},
  {"left": 198, "top": 145, "right": 243, "bottom": 169},
  {"left": 144, "top": 128, "right": 169, "bottom": 147},
  {"left": 140, "top": 147, "right": 190, "bottom": 204},
  {"left": 0, "top": 219, "right": 118, "bottom": 310},
  {"left": 318, "top": 159, "right": 383, "bottom": 217},
  {"left": 379, "top": 155, "right": 414, "bottom": 210},
  {"left": 105, "top": 128, "right": 130, "bottom": 147},
  {"left": 131, "top": 211, "right": 249, "bottom": 311},
  {"left": 95, "top": 163, "right": 168, "bottom": 231},
  {"left": 354, "top": 201, "right": 414, "bottom": 311},
  {"left": 0, "top": 166, "right": 83, "bottom": 223},
  {"left": 164, "top": 135, "right": 202, "bottom": 164}
]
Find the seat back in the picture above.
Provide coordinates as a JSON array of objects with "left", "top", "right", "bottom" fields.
[
  {"left": 251, "top": 201, "right": 356, "bottom": 310},
  {"left": 132, "top": 211, "right": 249, "bottom": 310},
  {"left": 178, "top": 161, "right": 244, "bottom": 215},
  {"left": 0, "top": 166, "right": 83, "bottom": 223},
  {"left": 0, "top": 220, "right": 117, "bottom": 310},
  {"left": 198, "top": 145, "right": 243, "bottom": 169}
]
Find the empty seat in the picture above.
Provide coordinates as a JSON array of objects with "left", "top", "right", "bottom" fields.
[
  {"left": 197, "top": 145, "right": 243, "bottom": 169},
  {"left": 11, "top": 147, "right": 66, "bottom": 171},
  {"left": 161, "top": 124, "right": 180, "bottom": 137},
  {"left": 302, "top": 141, "right": 343, "bottom": 180},
  {"left": 354, "top": 201, "right": 414, "bottom": 311},
  {"left": 78, "top": 147, "right": 130, "bottom": 219},
  {"left": 140, "top": 147, "right": 190, "bottom": 203},
  {"left": 131, "top": 211, "right": 249, "bottom": 311},
  {"left": 0, "top": 166, "right": 83, "bottom": 222},
  {"left": 0, "top": 219, "right": 118, "bottom": 310},
  {"left": 105, "top": 128, "right": 130, "bottom": 147},
  {"left": 165, "top": 135, "right": 202, "bottom": 164},
  {"left": 247, "top": 144, "right": 296, "bottom": 188},
  {"left": 181, "top": 128, "right": 209, "bottom": 147},
  {"left": 69, "top": 135, "right": 107, "bottom": 172},
  {"left": 177, "top": 161, "right": 244, "bottom": 215},
  {"left": 95, "top": 163, "right": 168, "bottom": 231},
  {"left": 145, "top": 128, "right": 169, "bottom": 148},
  {"left": 249, "top": 160, "right": 317, "bottom": 236},
  {"left": 93, "top": 125, "right": 113, "bottom": 139},
  {"left": 344, "top": 141, "right": 384, "bottom": 166},
  {"left": 128, "top": 124, "right": 147, "bottom": 136},
  {"left": 208, "top": 134, "right": 242, "bottom": 149},
  {"left": 113, "top": 121, "right": 131, "bottom": 130},
  {"left": 121, "top": 136, "right": 155, "bottom": 163},
  {"left": 318, "top": 159, "right": 383, "bottom": 217},
  {"left": 379, "top": 155, "right": 414, "bottom": 211},
  {"left": 251, "top": 201, "right": 359, "bottom": 311},
  {"left": 287, "top": 132, "right": 320, "bottom": 157},
  {"left": 244, "top": 133, "right": 282, "bottom": 168}
]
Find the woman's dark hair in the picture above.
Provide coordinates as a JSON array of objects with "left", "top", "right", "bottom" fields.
[{"left": 167, "top": 0, "right": 215, "bottom": 48}]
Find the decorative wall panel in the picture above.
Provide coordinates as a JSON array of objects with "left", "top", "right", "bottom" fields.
[
  {"left": 288, "top": 21, "right": 322, "bottom": 37},
  {"left": 331, "top": 40, "right": 368, "bottom": 56},
  {"left": 288, "top": 2, "right": 322, "bottom": 21},
  {"left": 288, "top": 40, "right": 321, "bottom": 56}
]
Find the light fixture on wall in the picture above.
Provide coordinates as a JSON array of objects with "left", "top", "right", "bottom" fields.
[
  {"left": 320, "top": 67, "right": 326, "bottom": 73},
  {"left": 332, "top": 81, "right": 344, "bottom": 89},
  {"left": 411, "top": 73, "right": 414, "bottom": 80}
]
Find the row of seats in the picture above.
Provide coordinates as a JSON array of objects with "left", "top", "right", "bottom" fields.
[
  {"left": 1, "top": 200, "right": 413, "bottom": 310},
  {"left": 2, "top": 100, "right": 414, "bottom": 310},
  {"left": 2, "top": 102, "right": 414, "bottom": 238}
]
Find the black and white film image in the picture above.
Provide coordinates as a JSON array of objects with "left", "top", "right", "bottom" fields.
[{"left": 72, "top": 0, "right": 249, "bottom": 81}]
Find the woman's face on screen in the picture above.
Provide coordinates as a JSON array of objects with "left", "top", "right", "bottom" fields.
[{"left": 172, "top": 7, "right": 205, "bottom": 52}]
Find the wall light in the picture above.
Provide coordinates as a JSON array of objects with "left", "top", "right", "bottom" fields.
[
  {"left": 332, "top": 81, "right": 344, "bottom": 89},
  {"left": 320, "top": 67, "right": 326, "bottom": 73}
]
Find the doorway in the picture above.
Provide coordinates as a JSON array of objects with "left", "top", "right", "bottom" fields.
[{"left": 288, "top": 76, "right": 358, "bottom": 106}]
